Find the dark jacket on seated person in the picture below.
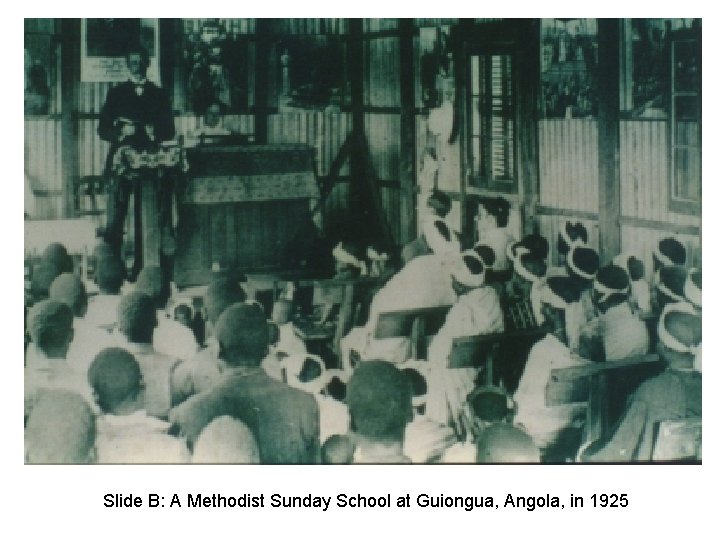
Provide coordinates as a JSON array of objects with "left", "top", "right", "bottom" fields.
[{"left": 169, "top": 303, "right": 320, "bottom": 463}]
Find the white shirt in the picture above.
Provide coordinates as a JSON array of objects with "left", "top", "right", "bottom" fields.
[
  {"left": 153, "top": 310, "right": 199, "bottom": 362},
  {"left": 66, "top": 317, "right": 117, "bottom": 375},
  {"left": 514, "top": 334, "right": 588, "bottom": 450},
  {"left": 84, "top": 294, "right": 121, "bottom": 332},
  {"left": 425, "top": 286, "right": 504, "bottom": 426},
  {"left": 95, "top": 411, "right": 189, "bottom": 464}
]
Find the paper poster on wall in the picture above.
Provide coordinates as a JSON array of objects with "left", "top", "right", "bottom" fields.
[{"left": 80, "top": 18, "right": 160, "bottom": 83}]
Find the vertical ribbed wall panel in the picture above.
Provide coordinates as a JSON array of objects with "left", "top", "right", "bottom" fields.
[
  {"left": 364, "top": 37, "right": 400, "bottom": 107},
  {"left": 24, "top": 118, "right": 63, "bottom": 219},
  {"left": 538, "top": 119, "right": 599, "bottom": 212},
  {"left": 365, "top": 113, "right": 400, "bottom": 183},
  {"left": 619, "top": 120, "right": 700, "bottom": 228},
  {"left": 267, "top": 112, "right": 350, "bottom": 178}
]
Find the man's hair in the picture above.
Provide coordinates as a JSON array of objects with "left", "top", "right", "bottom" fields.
[
  {"left": 427, "top": 189, "right": 452, "bottom": 218},
  {"left": 49, "top": 273, "right": 87, "bottom": 317},
  {"left": 192, "top": 416, "right": 260, "bottom": 464},
  {"left": 557, "top": 222, "right": 588, "bottom": 255},
  {"left": 25, "top": 389, "right": 96, "bottom": 464},
  {"left": 656, "top": 237, "right": 687, "bottom": 266},
  {"left": 42, "top": 242, "right": 74, "bottom": 274},
  {"left": 478, "top": 196, "right": 511, "bottom": 228},
  {"left": 215, "top": 303, "right": 269, "bottom": 365},
  {"left": 95, "top": 255, "right": 125, "bottom": 294},
  {"left": 135, "top": 266, "right": 170, "bottom": 309},
  {"left": 476, "top": 424, "right": 540, "bottom": 463},
  {"left": 125, "top": 43, "right": 150, "bottom": 65},
  {"left": 204, "top": 277, "right": 247, "bottom": 324},
  {"left": 519, "top": 234, "right": 549, "bottom": 261},
  {"left": 117, "top": 292, "right": 157, "bottom": 344},
  {"left": 87, "top": 348, "right": 142, "bottom": 414},
  {"left": 347, "top": 360, "right": 413, "bottom": 443},
  {"left": 321, "top": 434, "right": 355, "bottom": 464},
  {"left": 516, "top": 253, "right": 547, "bottom": 281},
  {"left": 30, "top": 261, "right": 61, "bottom": 301},
  {"left": 27, "top": 299, "right": 73, "bottom": 354}
]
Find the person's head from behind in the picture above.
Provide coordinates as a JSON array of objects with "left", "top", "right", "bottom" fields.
[
  {"left": 347, "top": 360, "right": 413, "bottom": 446},
  {"left": 125, "top": 43, "right": 150, "bottom": 79},
  {"left": 25, "top": 389, "right": 96, "bottom": 464},
  {"left": 321, "top": 434, "right": 355, "bottom": 464},
  {"left": 423, "top": 218, "right": 460, "bottom": 257},
  {"left": 592, "top": 264, "right": 630, "bottom": 313},
  {"left": 49, "top": 273, "right": 88, "bottom": 318},
  {"left": 204, "top": 276, "right": 247, "bottom": 334},
  {"left": 135, "top": 265, "right": 170, "bottom": 310},
  {"left": 30, "top": 261, "right": 61, "bottom": 302},
  {"left": 27, "top": 299, "right": 74, "bottom": 359},
  {"left": 476, "top": 424, "right": 540, "bottom": 463},
  {"left": 42, "top": 242, "right": 74, "bottom": 274},
  {"left": 538, "top": 277, "right": 577, "bottom": 344},
  {"left": 215, "top": 303, "right": 269, "bottom": 367},
  {"left": 117, "top": 292, "right": 157, "bottom": 345},
  {"left": 657, "top": 266, "right": 688, "bottom": 311},
  {"left": 557, "top": 222, "right": 588, "bottom": 261},
  {"left": 449, "top": 251, "right": 486, "bottom": 296},
  {"left": 477, "top": 196, "right": 510, "bottom": 231},
  {"left": 95, "top": 254, "right": 125, "bottom": 294},
  {"left": 657, "top": 303, "right": 701, "bottom": 370},
  {"left": 192, "top": 416, "right": 260, "bottom": 464},
  {"left": 653, "top": 237, "right": 686, "bottom": 272},
  {"left": 519, "top": 234, "right": 549, "bottom": 261},
  {"left": 87, "top": 348, "right": 143, "bottom": 415},
  {"left": 509, "top": 250, "right": 546, "bottom": 300},
  {"left": 427, "top": 189, "right": 452, "bottom": 218},
  {"left": 204, "top": 100, "right": 225, "bottom": 128},
  {"left": 567, "top": 246, "right": 600, "bottom": 288}
]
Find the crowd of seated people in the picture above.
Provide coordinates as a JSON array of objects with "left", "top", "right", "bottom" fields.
[{"left": 24, "top": 200, "right": 702, "bottom": 463}]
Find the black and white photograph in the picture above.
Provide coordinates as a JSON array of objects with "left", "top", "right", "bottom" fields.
[{"left": 23, "top": 17, "right": 702, "bottom": 466}]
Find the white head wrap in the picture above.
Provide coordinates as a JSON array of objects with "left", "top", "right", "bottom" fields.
[
  {"left": 560, "top": 222, "right": 586, "bottom": 249},
  {"left": 567, "top": 245, "right": 597, "bottom": 281},
  {"left": 423, "top": 218, "right": 461, "bottom": 257},
  {"left": 684, "top": 269, "right": 701, "bottom": 309},
  {"left": 280, "top": 354, "right": 327, "bottom": 395},
  {"left": 658, "top": 302, "right": 701, "bottom": 356},
  {"left": 655, "top": 269, "right": 685, "bottom": 303},
  {"left": 512, "top": 247, "right": 545, "bottom": 284},
  {"left": 449, "top": 251, "right": 486, "bottom": 288},
  {"left": 592, "top": 276, "right": 630, "bottom": 305}
]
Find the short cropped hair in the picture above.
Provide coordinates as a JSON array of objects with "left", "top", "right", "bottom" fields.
[
  {"left": 25, "top": 389, "right": 96, "bottom": 464},
  {"left": 478, "top": 196, "right": 511, "bottom": 228},
  {"left": 204, "top": 277, "right": 247, "bottom": 324},
  {"left": 49, "top": 273, "right": 87, "bottom": 317},
  {"left": 135, "top": 266, "right": 170, "bottom": 309},
  {"left": 87, "top": 348, "right": 142, "bottom": 414},
  {"left": 192, "top": 416, "right": 260, "bottom": 464},
  {"left": 117, "top": 292, "right": 157, "bottom": 344},
  {"left": 27, "top": 300, "right": 73, "bottom": 354},
  {"left": 347, "top": 360, "right": 413, "bottom": 443},
  {"left": 215, "top": 303, "right": 269, "bottom": 364},
  {"left": 95, "top": 255, "right": 125, "bottom": 294}
]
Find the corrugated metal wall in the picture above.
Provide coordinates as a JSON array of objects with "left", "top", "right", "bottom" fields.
[
  {"left": 24, "top": 118, "right": 63, "bottom": 219},
  {"left": 619, "top": 120, "right": 700, "bottom": 228},
  {"left": 538, "top": 119, "right": 600, "bottom": 213}
]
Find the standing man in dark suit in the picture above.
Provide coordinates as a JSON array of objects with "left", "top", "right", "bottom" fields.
[
  {"left": 98, "top": 43, "right": 176, "bottom": 265},
  {"left": 170, "top": 303, "right": 320, "bottom": 464}
]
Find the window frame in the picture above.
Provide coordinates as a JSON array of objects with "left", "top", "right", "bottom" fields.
[{"left": 464, "top": 44, "right": 519, "bottom": 194}]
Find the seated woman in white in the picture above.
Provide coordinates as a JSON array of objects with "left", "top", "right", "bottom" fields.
[
  {"left": 425, "top": 249, "right": 504, "bottom": 428},
  {"left": 341, "top": 218, "right": 460, "bottom": 366}
]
